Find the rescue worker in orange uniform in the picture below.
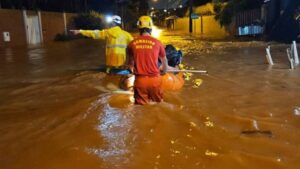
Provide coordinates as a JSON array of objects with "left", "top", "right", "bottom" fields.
[
  {"left": 70, "top": 15, "right": 133, "bottom": 72},
  {"left": 127, "top": 16, "right": 168, "bottom": 105}
]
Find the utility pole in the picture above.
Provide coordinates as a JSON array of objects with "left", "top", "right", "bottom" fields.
[{"left": 189, "top": 0, "right": 193, "bottom": 33}]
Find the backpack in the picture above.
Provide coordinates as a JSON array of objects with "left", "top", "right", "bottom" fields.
[{"left": 165, "top": 44, "right": 183, "bottom": 67}]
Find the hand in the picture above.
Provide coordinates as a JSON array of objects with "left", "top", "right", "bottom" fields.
[
  {"left": 70, "top": 30, "right": 80, "bottom": 35},
  {"left": 160, "top": 70, "right": 167, "bottom": 75}
]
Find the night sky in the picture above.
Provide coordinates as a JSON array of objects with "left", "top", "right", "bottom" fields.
[
  {"left": 89, "top": 0, "right": 189, "bottom": 12},
  {"left": 89, "top": 0, "right": 115, "bottom": 13},
  {"left": 148, "top": 0, "right": 188, "bottom": 9}
]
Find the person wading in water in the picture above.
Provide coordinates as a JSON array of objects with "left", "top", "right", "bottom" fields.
[
  {"left": 127, "top": 16, "right": 168, "bottom": 105},
  {"left": 70, "top": 15, "right": 133, "bottom": 73}
]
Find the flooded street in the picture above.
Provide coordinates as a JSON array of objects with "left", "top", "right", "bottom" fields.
[{"left": 1, "top": 33, "right": 300, "bottom": 169}]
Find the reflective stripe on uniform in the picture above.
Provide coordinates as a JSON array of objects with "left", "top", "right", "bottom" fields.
[
  {"left": 94, "top": 30, "right": 100, "bottom": 39},
  {"left": 106, "top": 44, "right": 127, "bottom": 48}
]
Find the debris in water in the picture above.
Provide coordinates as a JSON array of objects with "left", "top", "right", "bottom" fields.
[
  {"left": 156, "top": 155, "right": 161, "bottom": 159},
  {"left": 192, "top": 79, "right": 203, "bottom": 88},
  {"left": 184, "top": 72, "right": 193, "bottom": 81},
  {"left": 241, "top": 130, "right": 273, "bottom": 137},
  {"left": 205, "top": 150, "right": 218, "bottom": 157},
  {"left": 186, "top": 134, "right": 192, "bottom": 138},
  {"left": 170, "top": 140, "right": 175, "bottom": 144},
  {"left": 252, "top": 120, "right": 259, "bottom": 130},
  {"left": 189, "top": 122, "right": 197, "bottom": 127},
  {"left": 204, "top": 121, "right": 214, "bottom": 127},
  {"left": 178, "top": 64, "right": 185, "bottom": 70},
  {"left": 294, "top": 107, "right": 300, "bottom": 116}
]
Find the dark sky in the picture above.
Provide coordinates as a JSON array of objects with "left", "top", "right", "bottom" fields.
[
  {"left": 90, "top": 0, "right": 115, "bottom": 13},
  {"left": 90, "top": 0, "right": 188, "bottom": 12},
  {"left": 148, "top": 0, "right": 188, "bottom": 9}
]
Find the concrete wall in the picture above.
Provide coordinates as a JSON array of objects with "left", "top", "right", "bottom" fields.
[
  {"left": 41, "top": 11, "right": 65, "bottom": 42},
  {"left": 0, "top": 9, "right": 27, "bottom": 47},
  {"left": 0, "top": 9, "right": 76, "bottom": 48}
]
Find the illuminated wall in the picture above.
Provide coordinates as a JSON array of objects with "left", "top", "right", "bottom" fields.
[
  {"left": 173, "top": 3, "right": 229, "bottom": 38},
  {"left": 174, "top": 16, "right": 228, "bottom": 38}
]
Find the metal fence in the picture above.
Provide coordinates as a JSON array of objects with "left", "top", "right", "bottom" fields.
[{"left": 235, "top": 8, "right": 262, "bottom": 27}]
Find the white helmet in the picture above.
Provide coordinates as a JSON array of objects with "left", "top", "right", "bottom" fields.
[{"left": 112, "top": 15, "right": 122, "bottom": 24}]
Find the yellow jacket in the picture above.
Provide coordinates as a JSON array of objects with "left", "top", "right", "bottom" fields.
[{"left": 80, "top": 26, "right": 133, "bottom": 67}]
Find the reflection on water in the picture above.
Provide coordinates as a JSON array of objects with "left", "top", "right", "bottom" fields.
[
  {"left": 1, "top": 37, "right": 300, "bottom": 169},
  {"left": 86, "top": 94, "right": 135, "bottom": 168},
  {"left": 27, "top": 48, "right": 46, "bottom": 73},
  {"left": 5, "top": 48, "right": 13, "bottom": 63}
]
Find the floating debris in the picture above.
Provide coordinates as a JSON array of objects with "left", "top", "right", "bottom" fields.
[
  {"left": 184, "top": 72, "right": 193, "bottom": 81},
  {"left": 156, "top": 155, "right": 161, "bottom": 159},
  {"left": 178, "top": 63, "right": 185, "bottom": 70},
  {"left": 186, "top": 134, "right": 192, "bottom": 138},
  {"left": 294, "top": 107, "right": 300, "bottom": 116},
  {"left": 205, "top": 150, "right": 218, "bottom": 157},
  {"left": 170, "top": 140, "right": 175, "bottom": 144},
  {"left": 189, "top": 122, "right": 197, "bottom": 127},
  {"left": 192, "top": 79, "right": 203, "bottom": 88},
  {"left": 204, "top": 121, "right": 214, "bottom": 127},
  {"left": 252, "top": 120, "right": 259, "bottom": 130},
  {"left": 241, "top": 130, "right": 273, "bottom": 137}
]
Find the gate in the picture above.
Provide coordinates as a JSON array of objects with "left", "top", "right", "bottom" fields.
[{"left": 26, "top": 15, "right": 41, "bottom": 44}]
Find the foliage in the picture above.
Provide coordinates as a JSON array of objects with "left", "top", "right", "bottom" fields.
[
  {"left": 116, "top": 0, "right": 149, "bottom": 30},
  {"left": 213, "top": 0, "right": 263, "bottom": 26},
  {"left": 72, "top": 11, "right": 105, "bottom": 30}
]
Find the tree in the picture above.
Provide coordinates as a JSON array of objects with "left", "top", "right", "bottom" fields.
[{"left": 73, "top": 11, "right": 105, "bottom": 30}]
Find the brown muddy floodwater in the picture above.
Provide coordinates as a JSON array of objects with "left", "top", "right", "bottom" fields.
[{"left": 1, "top": 35, "right": 300, "bottom": 169}]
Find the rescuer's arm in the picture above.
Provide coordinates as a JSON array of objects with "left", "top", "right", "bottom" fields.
[
  {"left": 160, "top": 56, "right": 168, "bottom": 75},
  {"left": 70, "top": 29, "right": 106, "bottom": 39},
  {"left": 127, "top": 46, "right": 134, "bottom": 73},
  {"left": 158, "top": 42, "right": 167, "bottom": 74}
]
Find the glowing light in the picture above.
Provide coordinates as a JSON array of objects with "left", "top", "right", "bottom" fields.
[
  {"left": 152, "top": 26, "right": 162, "bottom": 39},
  {"left": 164, "top": 9, "right": 167, "bottom": 13},
  {"left": 179, "top": 5, "right": 183, "bottom": 8},
  {"left": 105, "top": 16, "right": 113, "bottom": 23},
  {"left": 151, "top": 7, "right": 154, "bottom": 10}
]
